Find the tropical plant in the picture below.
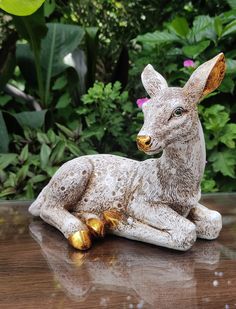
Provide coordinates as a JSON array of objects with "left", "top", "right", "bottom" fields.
[
  {"left": 0, "top": 3, "right": 99, "bottom": 154},
  {"left": 0, "top": 0, "right": 46, "bottom": 16}
]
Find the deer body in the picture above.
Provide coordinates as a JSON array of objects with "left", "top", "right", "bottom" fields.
[{"left": 29, "top": 54, "right": 225, "bottom": 251}]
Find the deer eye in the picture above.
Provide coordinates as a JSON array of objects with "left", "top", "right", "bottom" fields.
[{"left": 172, "top": 107, "right": 184, "bottom": 118}]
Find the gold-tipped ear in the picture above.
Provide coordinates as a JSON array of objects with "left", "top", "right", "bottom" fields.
[
  {"left": 183, "top": 53, "right": 226, "bottom": 103},
  {"left": 202, "top": 53, "right": 226, "bottom": 97}
]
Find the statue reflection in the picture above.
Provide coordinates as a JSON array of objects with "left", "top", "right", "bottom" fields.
[{"left": 30, "top": 221, "right": 222, "bottom": 308}]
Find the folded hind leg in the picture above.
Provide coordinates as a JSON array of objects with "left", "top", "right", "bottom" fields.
[
  {"left": 125, "top": 202, "right": 197, "bottom": 251},
  {"left": 104, "top": 207, "right": 196, "bottom": 251}
]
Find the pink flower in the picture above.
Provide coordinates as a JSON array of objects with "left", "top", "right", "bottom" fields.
[
  {"left": 136, "top": 97, "right": 149, "bottom": 108},
  {"left": 183, "top": 59, "right": 195, "bottom": 68}
]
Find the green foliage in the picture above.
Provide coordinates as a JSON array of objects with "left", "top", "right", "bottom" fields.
[
  {"left": 0, "top": 122, "right": 95, "bottom": 199},
  {"left": 199, "top": 104, "right": 236, "bottom": 189},
  {"left": 0, "top": 127, "right": 83, "bottom": 199},
  {"left": 13, "top": 7, "right": 47, "bottom": 102},
  {"left": 77, "top": 81, "right": 141, "bottom": 156},
  {"left": 14, "top": 110, "right": 47, "bottom": 129},
  {"left": 15, "top": 21, "right": 86, "bottom": 106},
  {"left": 0, "top": 0, "right": 45, "bottom": 16}
]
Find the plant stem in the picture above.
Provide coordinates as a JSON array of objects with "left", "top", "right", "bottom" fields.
[
  {"left": 32, "top": 39, "right": 45, "bottom": 107},
  {"left": 44, "top": 23, "right": 57, "bottom": 106},
  {"left": 22, "top": 18, "right": 45, "bottom": 107}
]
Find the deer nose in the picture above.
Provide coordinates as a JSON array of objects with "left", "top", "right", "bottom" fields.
[{"left": 136, "top": 135, "right": 152, "bottom": 150}]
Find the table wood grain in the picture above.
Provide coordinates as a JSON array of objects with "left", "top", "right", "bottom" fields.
[{"left": 0, "top": 194, "right": 236, "bottom": 308}]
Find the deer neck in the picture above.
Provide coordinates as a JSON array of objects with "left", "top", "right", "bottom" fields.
[{"left": 160, "top": 119, "right": 206, "bottom": 185}]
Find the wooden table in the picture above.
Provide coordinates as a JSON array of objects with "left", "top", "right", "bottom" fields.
[{"left": 0, "top": 194, "right": 235, "bottom": 308}]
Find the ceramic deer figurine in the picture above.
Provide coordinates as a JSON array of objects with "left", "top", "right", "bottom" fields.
[{"left": 29, "top": 53, "right": 225, "bottom": 251}]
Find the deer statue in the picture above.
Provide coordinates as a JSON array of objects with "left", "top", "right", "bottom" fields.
[{"left": 29, "top": 53, "right": 225, "bottom": 251}]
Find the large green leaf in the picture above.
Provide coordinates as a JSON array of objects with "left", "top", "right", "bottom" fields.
[
  {"left": 135, "top": 30, "right": 180, "bottom": 47},
  {"left": 182, "top": 40, "right": 210, "bottom": 58},
  {"left": 219, "top": 75, "right": 235, "bottom": 93},
  {"left": 226, "top": 58, "right": 236, "bottom": 73},
  {"left": 169, "top": 17, "right": 189, "bottom": 38},
  {"left": 49, "top": 140, "right": 66, "bottom": 164},
  {"left": 44, "top": 0, "right": 55, "bottom": 17},
  {"left": 41, "top": 23, "right": 85, "bottom": 104},
  {"left": 41, "top": 23, "right": 85, "bottom": 77},
  {"left": 40, "top": 143, "right": 51, "bottom": 169},
  {"left": 14, "top": 110, "right": 47, "bottom": 129},
  {"left": 202, "top": 104, "right": 229, "bottom": 131},
  {"left": 209, "top": 150, "right": 236, "bottom": 178},
  {"left": 220, "top": 123, "right": 236, "bottom": 148},
  {"left": 214, "top": 17, "right": 223, "bottom": 37},
  {"left": 222, "top": 20, "right": 236, "bottom": 37},
  {"left": 0, "top": 112, "right": 9, "bottom": 153},
  {"left": 0, "top": 153, "right": 17, "bottom": 169},
  {"left": 188, "top": 15, "right": 216, "bottom": 43},
  {"left": 219, "top": 9, "right": 236, "bottom": 24},
  {"left": 16, "top": 22, "right": 85, "bottom": 105},
  {"left": 55, "top": 93, "right": 71, "bottom": 109},
  {"left": 0, "top": 0, "right": 45, "bottom": 16}
]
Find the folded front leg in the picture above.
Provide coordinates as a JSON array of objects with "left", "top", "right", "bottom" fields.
[
  {"left": 188, "top": 203, "right": 222, "bottom": 240},
  {"left": 106, "top": 204, "right": 197, "bottom": 251}
]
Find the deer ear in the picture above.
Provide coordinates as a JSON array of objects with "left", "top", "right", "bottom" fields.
[
  {"left": 141, "top": 64, "right": 168, "bottom": 97},
  {"left": 183, "top": 53, "right": 226, "bottom": 102}
]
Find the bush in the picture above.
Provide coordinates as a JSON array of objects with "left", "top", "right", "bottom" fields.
[{"left": 0, "top": 82, "right": 144, "bottom": 199}]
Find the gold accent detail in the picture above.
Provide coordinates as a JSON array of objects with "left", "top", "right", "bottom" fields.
[
  {"left": 203, "top": 53, "right": 225, "bottom": 96},
  {"left": 103, "top": 210, "right": 122, "bottom": 228},
  {"left": 136, "top": 135, "right": 151, "bottom": 151},
  {"left": 68, "top": 230, "right": 92, "bottom": 250},
  {"left": 86, "top": 218, "right": 105, "bottom": 237}
]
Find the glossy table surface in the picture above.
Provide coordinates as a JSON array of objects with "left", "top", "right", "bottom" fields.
[{"left": 0, "top": 194, "right": 236, "bottom": 309}]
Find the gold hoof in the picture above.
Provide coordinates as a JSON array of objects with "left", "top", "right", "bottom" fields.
[
  {"left": 103, "top": 209, "right": 122, "bottom": 228},
  {"left": 68, "top": 230, "right": 92, "bottom": 250},
  {"left": 86, "top": 218, "right": 105, "bottom": 237}
]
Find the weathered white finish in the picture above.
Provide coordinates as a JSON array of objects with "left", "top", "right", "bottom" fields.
[{"left": 29, "top": 53, "right": 225, "bottom": 251}]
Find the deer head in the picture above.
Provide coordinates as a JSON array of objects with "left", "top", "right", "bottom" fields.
[{"left": 136, "top": 53, "right": 226, "bottom": 154}]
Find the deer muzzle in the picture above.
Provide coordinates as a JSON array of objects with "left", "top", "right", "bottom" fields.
[{"left": 136, "top": 135, "right": 152, "bottom": 151}]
